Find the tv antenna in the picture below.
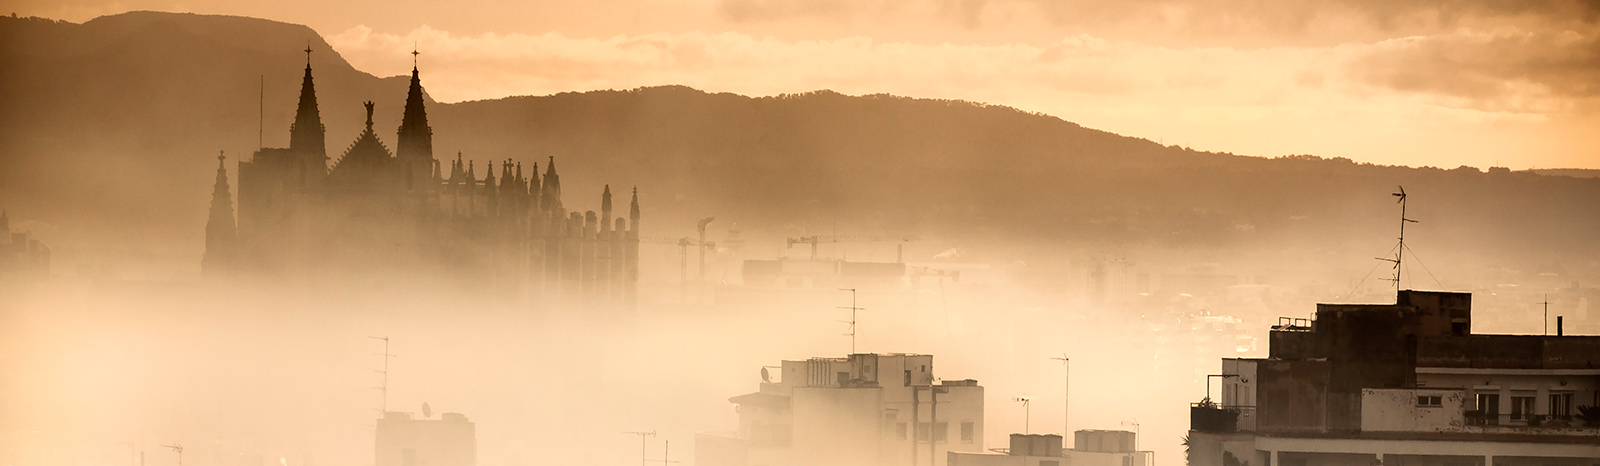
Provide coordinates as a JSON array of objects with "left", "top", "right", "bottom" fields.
[
  {"left": 622, "top": 431, "right": 655, "bottom": 466},
  {"left": 651, "top": 440, "right": 681, "bottom": 466},
  {"left": 838, "top": 288, "right": 863, "bottom": 354},
  {"left": 1376, "top": 186, "right": 1418, "bottom": 295},
  {"left": 1011, "top": 396, "right": 1032, "bottom": 434},
  {"left": 1541, "top": 294, "right": 1551, "bottom": 335},
  {"left": 161, "top": 444, "right": 183, "bottom": 466},
  {"left": 369, "top": 336, "right": 396, "bottom": 413}
]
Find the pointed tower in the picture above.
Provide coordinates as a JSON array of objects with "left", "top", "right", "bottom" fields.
[
  {"left": 600, "top": 185, "right": 613, "bottom": 234},
  {"left": 396, "top": 50, "right": 435, "bottom": 191},
  {"left": 628, "top": 186, "right": 641, "bottom": 235},
  {"left": 203, "top": 151, "right": 239, "bottom": 276},
  {"left": 540, "top": 157, "right": 562, "bottom": 212},
  {"left": 289, "top": 45, "right": 327, "bottom": 165}
]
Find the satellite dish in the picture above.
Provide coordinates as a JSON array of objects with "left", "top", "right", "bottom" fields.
[
  {"left": 761, "top": 367, "right": 770, "bottom": 383},
  {"left": 422, "top": 402, "right": 432, "bottom": 419}
]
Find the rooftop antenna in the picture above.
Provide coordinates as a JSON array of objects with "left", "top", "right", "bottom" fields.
[
  {"left": 838, "top": 288, "right": 863, "bottom": 354},
  {"left": 1011, "top": 396, "right": 1032, "bottom": 434},
  {"left": 368, "top": 336, "right": 395, "bottom": 413},
  {"left": 1376, "top": 186, "right": 1418, "bottom": 296},
  {"left": 622, "top": 431, "right": 655, "bottom": 466},
  {"left": 651, "top": 440, "right": 681, "bottom": 466},
  {"left": 1051, "top": 354, "right": 1069, "bottom": 444},
  {"left": 161, "top": 444, "right": 183, "bottom": 466},
  {"left": 258, "top": 75, "right": 264, "bottom": 149},
  {"left": 1541, "top": 294, "right": 1551, "bottom": 335}
]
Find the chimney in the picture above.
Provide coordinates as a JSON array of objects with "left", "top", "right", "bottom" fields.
[{"left": 1556, "top": 316, "right": 1563, "bottom": 336}]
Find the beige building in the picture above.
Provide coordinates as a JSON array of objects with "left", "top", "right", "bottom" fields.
[
  {"left": 948, "top": 431, "right": 1154, "bottom": 466},
  {"left": 1188, "top": 290, "right": 1600, "bottom": 466},
  {"left": 698, "top": 353, "right": 985, "bottom": 466},
  {"left": 375, "top": 411, "right": 475, "bottom": 466}
]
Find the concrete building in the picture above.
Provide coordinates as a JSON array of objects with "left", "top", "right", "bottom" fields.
[
  {"left": 375, "top": 411, "right": 475, "bottom": 466},
  {"left": 948, "top": 431, "right": 1154, "bottom": 466},
  {"left": 0, "top": 210, "right": 49, "bottom": 281},
  {"left": 698, "top": 353, "right": 985, "bottom": 466},
  {"left": 1188, "top": 290, "right": 1600, "bottom": 466}
]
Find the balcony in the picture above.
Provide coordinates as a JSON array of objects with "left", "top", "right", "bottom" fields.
[{"left": 1190, "top": 402, "right": 1241, "bottom": 433}]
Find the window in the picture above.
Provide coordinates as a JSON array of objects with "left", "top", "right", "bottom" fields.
[
  {"left": 917, "top": 422, "right": 931, "bottom": 441},
  {"left": 896, "top": 422, "right": 908, "bottom": 440},
  {"left": 1416, "top": 395, "right": 1442, "bottom": 407},
  {"left": 1510, "top": 395, "right": 1535, "bottom": 421},
  {"left": 1041, "top": 462, "right": 1060, "bottom": 466},
  {"left": 1551, "top": 393, "right": 1574, "bottom": 418},
  {"left": 904, "top": 370, "right": 912, "bottom": 386},
  {"left": 960, "top": 422, "right": 975, "bottom": 443},
  {"left": 1475, "top": 393, "right": 1500, "bottom": 425},
  {"left": 933, "top": 422, "right": 949, "bottom": 442}
]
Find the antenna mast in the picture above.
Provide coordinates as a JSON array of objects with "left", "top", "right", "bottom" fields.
[
  {"left": 369, "top": 336, "right": 393, "bottom": 413},
  {"left": 622, "top": 431, "right": 655, "bottom": 466},
  {"left": 258, "top": 75, "right": 264, "bottom": 149},
  {"left": 838, "top": 288, "right": 863, "bottom": 354},
  {"left": 1377, "top": 186, "right": 1418, "bottom": 296},
  {"left": 1541, "top": 294, "right": 1551, "bottom": 335}
]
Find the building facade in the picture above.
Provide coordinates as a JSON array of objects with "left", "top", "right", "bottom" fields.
[
  {"left": 1188, "top": 290, "right": 1600, "bottom": 466},
  {"left": 948, "top": 431, "right": 1153, "bottom": 466},
  {"left": 0, "top": 210, "right": 50, "bottom": 281},
  {"left": 376, "top": 411, "right": 475, "bottom": 466},
  {"left": 204, "top": 54, "right": 641, "bottom": 305},
  {"left": 698, "top": 353, "right": 986, "bottom": 466}
]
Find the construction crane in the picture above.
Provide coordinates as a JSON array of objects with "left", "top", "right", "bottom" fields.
[
  {"left": 786, "top": 235, "right": 917, "bottom": 261},
  {"left": 640, "top": 235, "right": 716, "bottom": 301},
  {"left": 161, "top": 444, "right": 183, "bottom": 466}
]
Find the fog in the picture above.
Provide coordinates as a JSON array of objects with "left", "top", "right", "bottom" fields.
[{"left": 4, "top": 6, "right": 1600, "bottom": 466}]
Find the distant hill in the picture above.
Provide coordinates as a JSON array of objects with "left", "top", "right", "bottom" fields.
[{"left": 3, "top": 11, "right": 1598, "bottom": 279}]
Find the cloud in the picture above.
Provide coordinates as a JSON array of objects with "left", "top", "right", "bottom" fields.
[
  {"left": 1349, "top": 28, "right": 1600, "bottom": 114},
  {"left": 324, "top": 20, "right": 1594, "bottom": 170}
]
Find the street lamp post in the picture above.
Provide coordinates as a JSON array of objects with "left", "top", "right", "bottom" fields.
[{"left": 1051, "top": 354, "right": 1069, "bottom": 444}]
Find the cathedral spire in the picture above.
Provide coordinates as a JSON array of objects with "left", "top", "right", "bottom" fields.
[
  {"left": 540, "top": 156, "right": 561, "bottom": 212},
  {"left": 396, "top": 49, "right": 433, "bottom": 161},
  {"left": 289, "top": 44, "right": 326, "bottom": 162},
  {"left": 203, "top": 150, "right": 238, "bottom": 276},
  {"left": 628, "top": 186, "right": 640, "bottom": 232}
]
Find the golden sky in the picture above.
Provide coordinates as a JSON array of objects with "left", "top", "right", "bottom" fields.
[{"left": 15, "top": 0, "right": 1600, "bottom": 169}]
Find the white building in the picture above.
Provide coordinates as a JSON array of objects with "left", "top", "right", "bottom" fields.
[
  {"left": 1189, "top": 290, "right": 1600, "bottom": 466},
  {"left": 698, "top": 353, "right": 985, "bottom": 466},
  {"left": 375, "top": 411, "right": 475, "bottom": 466},
  {"left": 948, "top": 431, "right": 1154, "bottom": 466}
]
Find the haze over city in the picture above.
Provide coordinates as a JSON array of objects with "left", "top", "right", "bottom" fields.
[{"left": 1, "top": 2, "right": 1598, "bottom": 466}]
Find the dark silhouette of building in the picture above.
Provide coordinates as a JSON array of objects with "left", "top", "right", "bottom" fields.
[
  {"left": 1187, "top": 290, "right": 1600, "bottom": 465},
  {"left": 0, "top": 210, "right": 50, "bottom": 281},
  {"left": 204, "top": 50, "right": 640, "bottom": 305}
]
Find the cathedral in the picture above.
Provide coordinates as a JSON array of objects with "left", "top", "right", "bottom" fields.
[{"left": 204, "top": 49, "right": 640, "bottom": 305}]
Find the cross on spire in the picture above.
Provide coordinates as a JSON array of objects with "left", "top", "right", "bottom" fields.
[
  {"left": 412, "top": 42, "right": 419, "bottom": 68},
  {"left": 304, "top": 41, "right": 313, "bottom": 66}
]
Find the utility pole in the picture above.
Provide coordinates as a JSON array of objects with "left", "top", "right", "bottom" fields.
[
  {"left": 623, "top": 431, "right": 655, "bottom": 466},
  {"left": 838, "top": 288, "right": 863, "bottom": 354},
  {"left": 1052, "top": 354, "right": 1070, "bottom": 445}
]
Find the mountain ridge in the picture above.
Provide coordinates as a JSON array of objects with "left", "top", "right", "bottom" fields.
[{"left": 2, "top": 11, "right": 1597, "bottom": 280}]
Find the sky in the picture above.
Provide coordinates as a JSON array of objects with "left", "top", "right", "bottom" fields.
[{"left": 13, "top": 0, "right": 1600, "bottom": 170}]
